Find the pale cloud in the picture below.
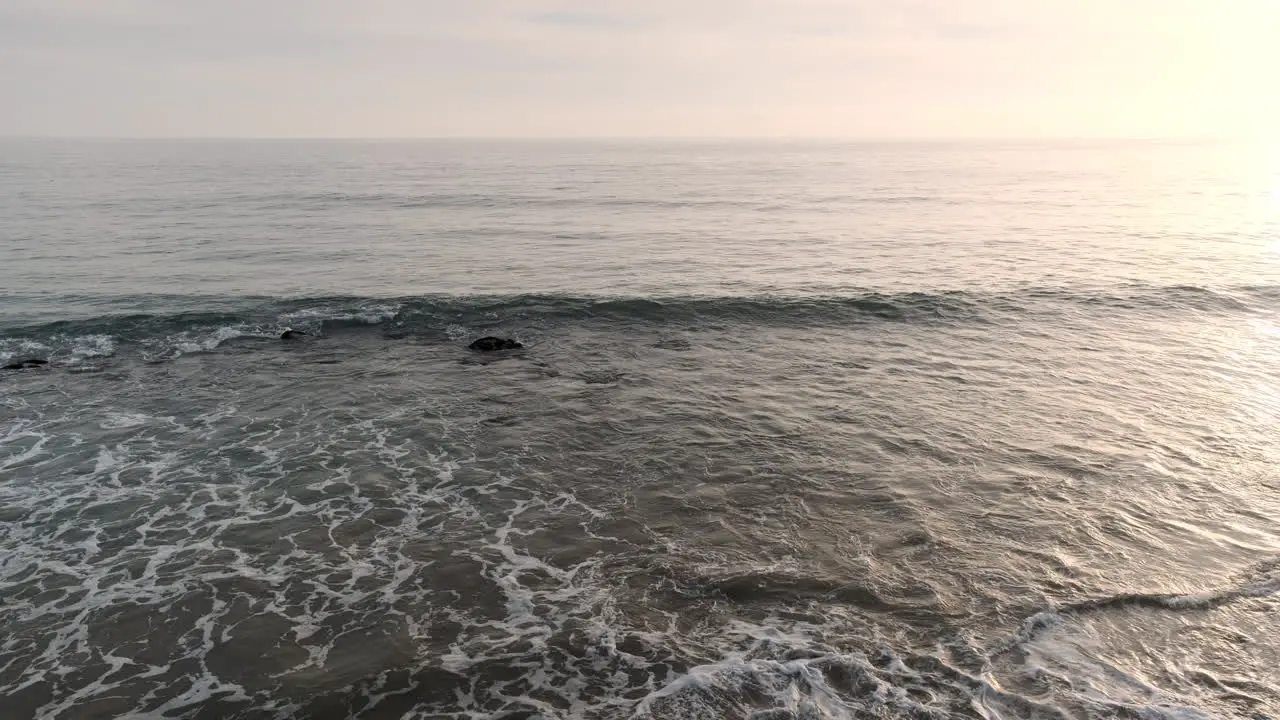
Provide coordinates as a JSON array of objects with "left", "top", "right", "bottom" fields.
[{"left": 1, "top": 0, "right": 1276, "bottom": 137}]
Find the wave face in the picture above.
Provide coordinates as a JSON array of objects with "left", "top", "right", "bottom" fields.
[{"left": 3, "top": 140, "right": 1280, "bottom": 719}]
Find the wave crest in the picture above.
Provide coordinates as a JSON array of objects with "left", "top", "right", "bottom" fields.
[{"left": 1, "top": 284, "right": 1274, "bottom": 365}]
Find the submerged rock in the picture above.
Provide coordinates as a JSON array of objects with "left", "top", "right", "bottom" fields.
[
  {"left": 2, "top": 358, "right": 49, "bottom": 371},
  {"left": 468, "top": 337, "right": 523, "bottom": 352}
]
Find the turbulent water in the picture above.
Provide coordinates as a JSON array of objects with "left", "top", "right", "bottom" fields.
[{"left": 2, "top": 140, "right": 1280, "bottom": 720}]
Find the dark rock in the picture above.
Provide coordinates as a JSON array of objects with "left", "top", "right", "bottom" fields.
[
  {"left": 2, "top": 358, "right": 48, "bottom": 371},
  {"left": 280, "top": 329, "right": 309, "bottom": 340},
  {"left": 468, "top": 337, "right": 523, "bottom": 352}
]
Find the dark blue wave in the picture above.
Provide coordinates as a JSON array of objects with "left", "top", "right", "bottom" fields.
[{"left": 1, "top": 283, "right": 1274, "bottom": 351}]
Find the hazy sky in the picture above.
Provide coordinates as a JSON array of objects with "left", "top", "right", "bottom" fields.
[{"left": 2, "top": 0, "right": 1277, "bottom": 138}]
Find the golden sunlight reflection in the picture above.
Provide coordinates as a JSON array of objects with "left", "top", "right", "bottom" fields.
[
  {"left": 1208, "top": 322, "right": 1280, "bottom": 485},
  {"left": 1239, "top": 319, "right": 1280, "bottom": 420},
  {"left": 1270, "top": 175, "right": 1280, "bottom": 256}
]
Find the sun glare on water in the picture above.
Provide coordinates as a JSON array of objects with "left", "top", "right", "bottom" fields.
[{"left": 1270, "top": 158, "right": 1280, "bottom": 255}]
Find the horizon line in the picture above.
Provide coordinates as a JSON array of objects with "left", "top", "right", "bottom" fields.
[{"left": 0, "top": 134, "right": 1252, "bottom": 143}]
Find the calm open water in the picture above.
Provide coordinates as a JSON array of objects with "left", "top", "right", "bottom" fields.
[{"left": 2, "top": 139, "right": 1280, "bottom": 720}]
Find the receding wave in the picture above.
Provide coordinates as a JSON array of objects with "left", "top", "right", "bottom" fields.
[{"left": 992, "top": 557, "right": 1280, "bottom": 654}]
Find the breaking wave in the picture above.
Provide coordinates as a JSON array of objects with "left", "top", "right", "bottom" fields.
[{"left": 2, "top": 283, "right": 1275, "bottom": 365}]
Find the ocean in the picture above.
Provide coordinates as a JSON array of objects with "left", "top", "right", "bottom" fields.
[{"left": 1, "top": 139, "right": 1279, "bottom": 720}]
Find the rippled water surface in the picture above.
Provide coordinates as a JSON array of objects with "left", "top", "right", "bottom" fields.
[{"left": 2, "top": 140, "right": 1280, "bottom": 720}]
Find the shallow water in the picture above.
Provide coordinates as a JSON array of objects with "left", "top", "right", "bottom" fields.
[{"left": 2, "top": 140, "right": 1280, "bottom": 719}]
